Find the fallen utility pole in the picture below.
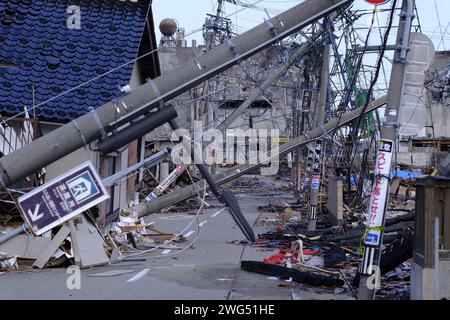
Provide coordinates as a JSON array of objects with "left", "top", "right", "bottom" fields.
[
  {"left": 0, "top": 223, "right": 26, "bottom": 245},
  {"left": 357, "top": 0, "right": 414, "bottom": 300},
  {"left": 165, "top": 116, "right": 255, "bottom": 242},
  {"left": 0, "top": 0, "right": 353, "bottom": 190},
  {"left": 132, "top": 95, "right": 387, "bottom": 217}
]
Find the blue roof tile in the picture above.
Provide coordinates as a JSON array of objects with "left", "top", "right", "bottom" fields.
[{"left": 0, "top": 0, "right": 150, "bottom": 122}]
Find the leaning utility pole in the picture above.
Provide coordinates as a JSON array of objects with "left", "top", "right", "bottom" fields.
[
  {"left": 0, "top": 0, "right": 353, "bottom": 191},
  {"left": 308, "top": 18, "right": 331, "bottom": 231},
  {"left": 313, "top": 26, "right": 330, "bottom": 128},
  {"left": 357, "top": 0, "right": 414, "bottom": 300}
]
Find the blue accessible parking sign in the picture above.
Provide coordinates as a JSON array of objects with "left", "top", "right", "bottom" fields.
[
  {"left": 365, "top": 233, "right": 379, "bottom": 246},
  {"left": 67, "top": 171, "right": 100, "bottom": 204},
  {"left": 17, "top": 161, "right": 109, "bottom": 235}
]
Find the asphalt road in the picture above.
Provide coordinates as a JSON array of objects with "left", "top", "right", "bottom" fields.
[{"left": 0, "top": 181, "right": 353, "bottom": 300}]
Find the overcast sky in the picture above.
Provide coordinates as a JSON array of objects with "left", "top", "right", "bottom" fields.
[{"left": 152, "top": 0, "right": 450, "bottom": 51}]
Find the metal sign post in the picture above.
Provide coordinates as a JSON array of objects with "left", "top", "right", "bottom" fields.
[
  {"left": 359, "top": 139, "right": 393, "bottom": 272},
  {"left": 17, "top": 161, "right": 109, "bottom": 236}
]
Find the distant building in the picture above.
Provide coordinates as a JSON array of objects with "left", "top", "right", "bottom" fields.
[
  {"left": 423, "top": 51, "right": 450, "bottom": 138},
  {"left": 398, "top": 51, "right": 450, "bottom": 168}
]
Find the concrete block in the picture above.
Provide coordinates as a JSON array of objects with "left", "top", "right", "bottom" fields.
[
  {"left": 69, "top": 215, "right": 109, "bottom": 269},
  {"left": 0, "top": 234, "right": 51, "bottom": 259},
  {"left": 327, "top": 176, "right": 344, "bottom": 226},
  {"left": 411, "top": 262, "right": 436, "bottom": 300}
]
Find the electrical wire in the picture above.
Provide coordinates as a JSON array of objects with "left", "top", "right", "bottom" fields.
[
  {"left": 348, "top": 0, "right": 397, "bottom": 170},
  {"left": 433, "top": 0, "right": 447, "bottom": 51}
]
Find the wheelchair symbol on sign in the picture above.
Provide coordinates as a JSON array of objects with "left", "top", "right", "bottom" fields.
[
  {"left": 72, "top": 183, "right": 87, "bottom": 197},
  {"left": 67, "top": 172, "right": 99, "bottom": 204}
]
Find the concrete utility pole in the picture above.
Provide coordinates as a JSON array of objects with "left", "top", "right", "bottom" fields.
[
  {"left": 292, "top": 86, "right": 300, "bottom": 197},
  {"left": 357, "top": 0, "right": 414, "bottom": 300},
  {"left": 313, "top": 30, "right": 331, "bottom": 128},
  {"left": 132, "top": 96, "right": 387, "bottom": 217},
  {"left": 0, "top": 0, "right": 353, "bottom": 190},
  {"left": 308, "top": 19, "right": 331, "bottom": 231}
]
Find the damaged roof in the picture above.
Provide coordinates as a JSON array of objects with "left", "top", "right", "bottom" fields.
[{"left": 0, "top": 0, "right": 151, "bottom": 122}]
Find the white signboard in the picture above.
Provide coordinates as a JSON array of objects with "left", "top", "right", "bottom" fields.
[
  {"left": 17, "top": 161, "right": 109, "bottom": 235},
  {"left": 364, "top": 140, "right": 394, "bottom": 246}
]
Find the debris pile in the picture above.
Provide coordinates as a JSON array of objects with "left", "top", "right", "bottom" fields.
[
  {"left": 0, "top": 253, "right": 18, "bottom": 271},
  {"left": 235, "top": 170, "right": 425, "bottom": 299}
]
